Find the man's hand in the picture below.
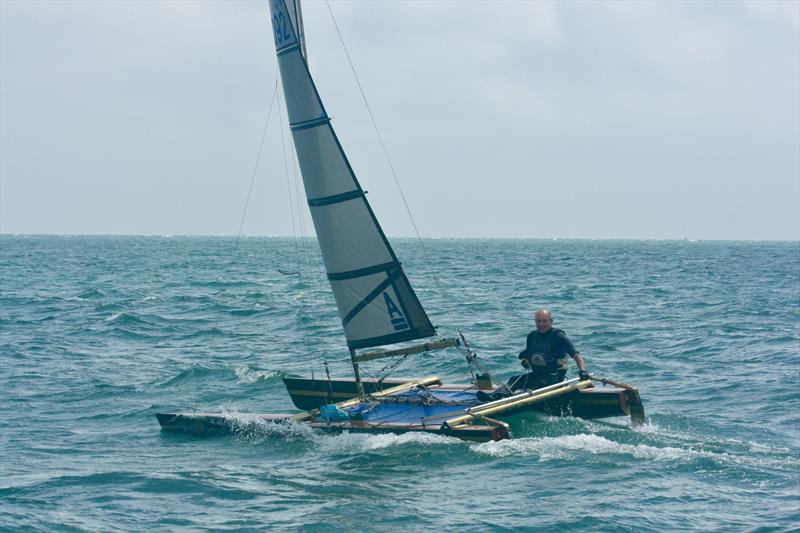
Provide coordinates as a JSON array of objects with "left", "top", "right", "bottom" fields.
[{"left": 578, "top": 369, "right": 590, "bottom": 381}]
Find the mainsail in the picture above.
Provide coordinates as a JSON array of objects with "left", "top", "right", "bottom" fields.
[{"left": 268, "top": 0, "right": 436, "bottom": 351}]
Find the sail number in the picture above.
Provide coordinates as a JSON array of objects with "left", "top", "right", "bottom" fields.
[{"left": 272, "top": 11, "right": 291, "bottom": 46}]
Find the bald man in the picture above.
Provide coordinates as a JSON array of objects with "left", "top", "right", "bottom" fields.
[{"left": 478, "top": 309, "right": 589, "bottom": 401}]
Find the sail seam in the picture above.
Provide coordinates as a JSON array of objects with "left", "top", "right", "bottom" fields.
[
  {"left": 327, "top": 260, "right": 400, "bottom": 281},
  {"left": 307, "top": 189, "right": 363, "bottom": 208},
  {"left": 342, "top": 269, "right": 401, "bottom": 327}
]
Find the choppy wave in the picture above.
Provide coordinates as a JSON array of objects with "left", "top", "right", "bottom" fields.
[
  {"left": 233, "top": 365, "right": 282, "bottom": 384},
  {"left": 158, "top": 365, "right": 222, "bottom": 388},
  {"left": 1, "top": 236, "right": 798, "bottom": 531}
]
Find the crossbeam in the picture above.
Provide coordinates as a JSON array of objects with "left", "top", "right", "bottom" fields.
[{"left": 443, "top": 378, "right": 592, "bottom": 428}]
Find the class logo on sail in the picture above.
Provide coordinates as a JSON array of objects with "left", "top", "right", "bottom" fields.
[{"left": 383, "top": 292, "right": 409, "bottom": 331}]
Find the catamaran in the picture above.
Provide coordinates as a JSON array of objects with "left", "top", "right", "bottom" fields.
[{"left": 156, "top": 0, "right": 645, "bottom": 442}]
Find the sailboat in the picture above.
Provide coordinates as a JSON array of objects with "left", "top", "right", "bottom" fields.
[{"left": 156, "top": 0, "right": 644, "bottom": 442}]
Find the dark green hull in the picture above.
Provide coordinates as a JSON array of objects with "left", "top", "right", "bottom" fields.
[
  {"left": 155, "top": 411, "right": 508, "bottom": 442},
  {"left": 283, "top": 376, "right": 644, "bottom": 422}
]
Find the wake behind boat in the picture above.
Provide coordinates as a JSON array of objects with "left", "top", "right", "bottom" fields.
[{"left": 156, "top": 0, "right": 645, "bottom": 443}]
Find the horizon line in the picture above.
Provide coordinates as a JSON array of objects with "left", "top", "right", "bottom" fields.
[{"left": 1, "top": 232, "right": 798, "bottom": 243}]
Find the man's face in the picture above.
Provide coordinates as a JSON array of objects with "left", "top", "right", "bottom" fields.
[{"left": 535, "top": 313, "right": 552, "bottom": 333}]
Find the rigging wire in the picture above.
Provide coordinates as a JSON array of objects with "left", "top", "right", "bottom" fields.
[
  {"left": 290, "top": 148, "right": 307, "bottom": 269},
  {"left": 276, "top": 80, "right": 330, "bottom": 372},
  {"left": 322, "top": 3, "right": 484, "bottom": 388},
  {"left": 276, "top": 88, "right": 301, "bottom": 266},
  {"left": 287, "top": 137, "right": 331, "bottom": 369},
  {"left": 289, "top": 119, "right": 316, "bottom": 281},
  {"left": 236, "top": 71, "right": 280, "bottom": 248},
  {"left": 323, "top": 1, "right": 466, "bottom": 350},
  {"left": 358, "top": 352, "right": 411, "bottom": 389},
  {"left": 323, "top": 1, "right": 425, "bottom": 246}
]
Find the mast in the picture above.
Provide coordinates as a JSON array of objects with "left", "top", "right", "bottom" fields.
[{"left": 349, "top": 349, "right": 365, "bottom": 398}]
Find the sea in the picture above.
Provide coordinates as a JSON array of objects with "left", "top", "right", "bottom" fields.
[{"left": 1, "top": 235, "right": 798, "bottom": 532}]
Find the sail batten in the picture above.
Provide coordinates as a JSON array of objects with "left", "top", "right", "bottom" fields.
[
  {"left": 277, "top": 43, "right": 301, "bottom": 56},
  {"left": 290, "top": 116, "right": 330, "bottom": 131},
  {"left": 327, "top": 261, "right": 400, "bottom": 281},
  {"left": 342, "top": 270, "right": 401, "bottom": 327},
  {"left": 307, "top": 189, "right": 363, "bottom": 207},
  {"left": 269, "top": 0, "right": 436, "bottom": 350}
]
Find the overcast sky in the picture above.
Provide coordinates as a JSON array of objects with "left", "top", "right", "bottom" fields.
[{"left": 1, "top": 0, "right": 798, "bottom": 240}]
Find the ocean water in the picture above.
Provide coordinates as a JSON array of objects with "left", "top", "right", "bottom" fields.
[{"left": 1, "top": 235, "right": 798, "bottom": 531}]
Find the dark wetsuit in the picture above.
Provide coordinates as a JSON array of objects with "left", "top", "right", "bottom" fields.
[{"left": 507, "top": 328, "right": 577, "bottom": 391}]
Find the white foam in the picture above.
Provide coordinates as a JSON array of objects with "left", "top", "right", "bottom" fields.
[
  {"left": 213, "top": 410, "right": 461, "bottom": 450},
  {"left": 747, "top": 441, "right": 791, "bottom": 454},
  {"left": 473, "top": 433, "right": 713, "bottom": 462},
  {"left": 357, "top": 431, "right": 458, "bottom": 450},
  {"left": 105, "top": 313, "right": 122, "bottom": 322},
  {"left": 317, "top": 430, "right": 459, "bottom": 454},
  {"left": 220, "top": 411, "right": 318, "bottom": 441},
  {"left": 471, "top": 433, "right": 800, "bottom": 471},
  {"left": 234, "top": 366, "right": 280, "bottom": 384}
]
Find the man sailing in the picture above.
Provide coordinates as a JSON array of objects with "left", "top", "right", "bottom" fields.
[{"left": 479, "top": 309, "right": 589, "bottom": 402}]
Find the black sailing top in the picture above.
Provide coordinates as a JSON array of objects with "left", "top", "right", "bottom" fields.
[{"left": 518, "top": 328, "right": 577, "bottom": 369}]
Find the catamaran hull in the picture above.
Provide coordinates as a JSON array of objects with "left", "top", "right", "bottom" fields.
[
  {"left": 282, "top": 377, "right": 643, "bottom": 422},
  {"left": 156, "top": 375, "right": 643, "bottom": 443},
  {"left": 155, "top": 412, "right": 508, "bottom": 442}
]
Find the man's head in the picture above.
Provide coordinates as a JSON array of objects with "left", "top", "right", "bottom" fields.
[{"left": 534, "top": 309, "right": 553, "bottom": 334}]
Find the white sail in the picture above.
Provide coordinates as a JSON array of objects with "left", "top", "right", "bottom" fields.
[{"left": 268, "top": 0, "right": 436, "bottom": 350}]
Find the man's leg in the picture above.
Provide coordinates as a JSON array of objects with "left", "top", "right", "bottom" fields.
[{"left": 477, "top": 372, "right": 529, "bottom": 402}]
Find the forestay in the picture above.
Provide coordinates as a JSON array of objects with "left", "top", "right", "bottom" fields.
[{"left": 268, "top": 0, "right": 436, "bottom": 350}]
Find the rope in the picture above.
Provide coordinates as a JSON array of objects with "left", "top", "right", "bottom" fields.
[
  {"left": 288, "top": 134, "right": 328, "bottom": 330},
  {"left": 289, "top": 141, "right": 313, "bottom": 278},
  {"left": 276, "top": 88, "right": 301, "bottom": 268},
  {"left": 378, "top": 392, "right": 468, "bottom": 407},
  {"left": 236, "top": 71, "right": 279, "bottom": 247},
  {"left": 322, "top": 1, "right": 458, "bottom": 330},
  {"left": 323, "top": 1, "right": 420, "bottom": 241},
  {"left": 375, "top": 353, "right": 411, "bottom": 385},
  {"left": 277, "top": 83, "right": 324, "bottom": 370},
  {"left": 458, "top": 331, "right": 514, "bottom": 394}
]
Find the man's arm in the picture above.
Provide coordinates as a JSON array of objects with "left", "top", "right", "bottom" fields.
[
  {"left": 518, "top": 332, "right": 535, "bottom": 368},
  {"left": 518, "top": 331, "right": 534, "bottom": 359},
  {"left": 558, "top": 331, "right": 588, "bottom": 375},
  {"left": 572, "top": 351, "right": 586, "bottom": 372}
]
